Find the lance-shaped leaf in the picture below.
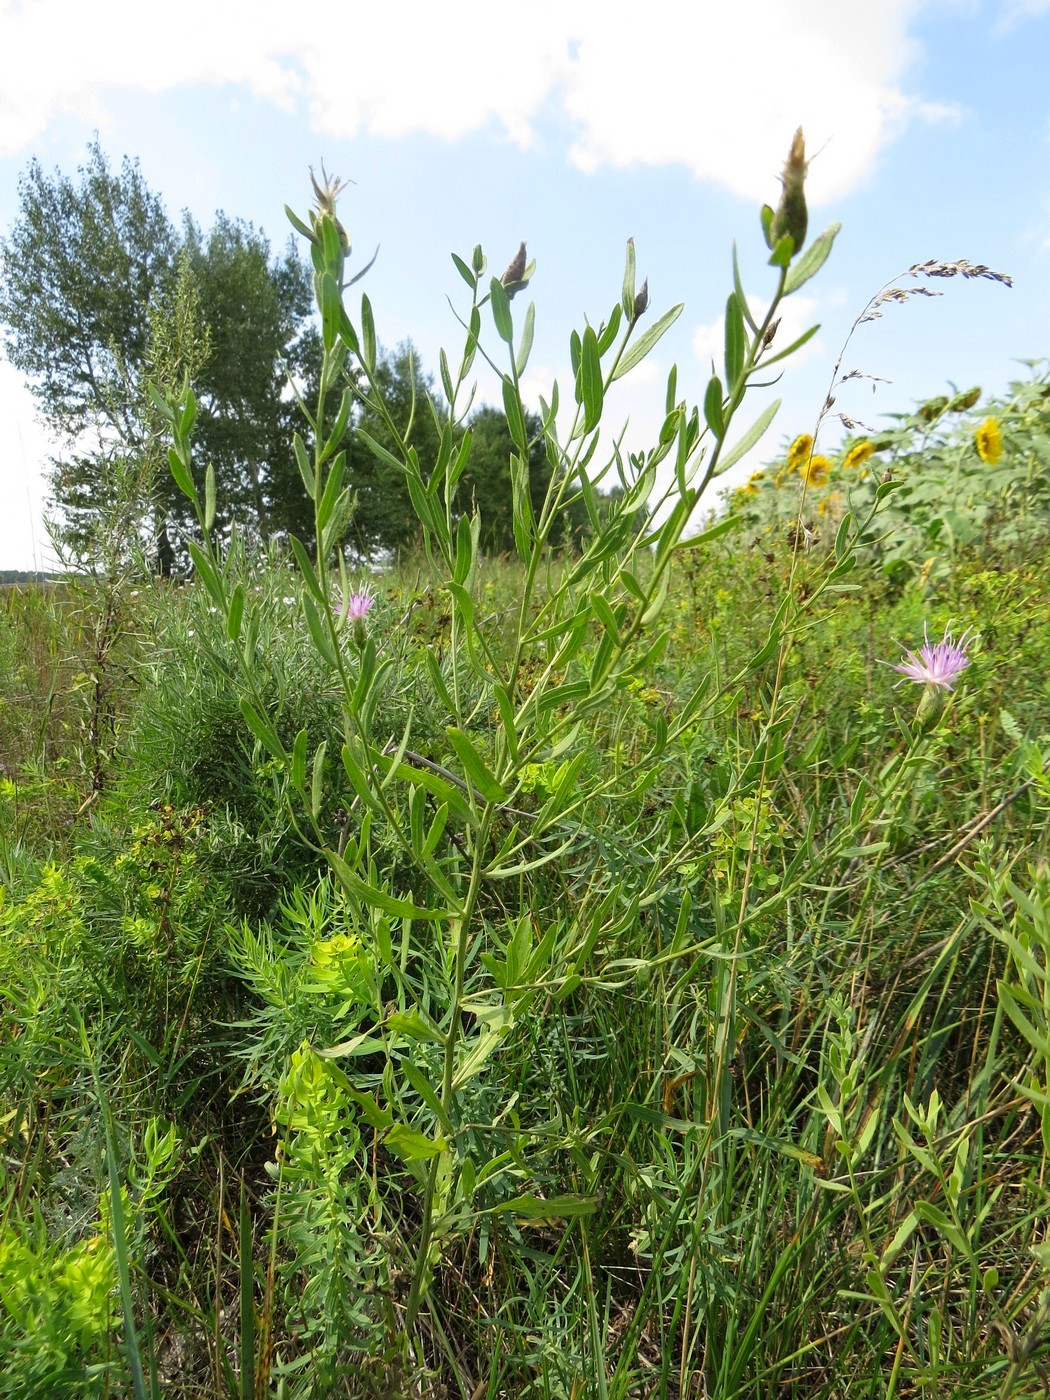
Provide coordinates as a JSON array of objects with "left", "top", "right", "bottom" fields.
[{"left": 612, "top": 304, "right": 684, "bottom": 381}]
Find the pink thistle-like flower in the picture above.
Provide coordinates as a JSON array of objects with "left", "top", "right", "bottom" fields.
[
  {"left": 887, "top": 624, "right": 974, "bottom": 690},
  {"left": 342, "top": 589, "right": 375, "bottom": 622}
]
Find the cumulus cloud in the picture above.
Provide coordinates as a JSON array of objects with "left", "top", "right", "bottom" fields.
[{"left": 1, "top": 0, "right": 951, "bottom": 201}]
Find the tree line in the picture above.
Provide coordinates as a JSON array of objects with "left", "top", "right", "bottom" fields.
[{"left": 0, "top": 141, "right": 590, "bottom": 572}]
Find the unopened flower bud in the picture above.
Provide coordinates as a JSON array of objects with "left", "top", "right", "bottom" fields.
[
  {"left": 769, "top": 127, "right": 809, "bottom": 253},
  {"left": 501, "top": 241, "right": 528, "bottom": 296},
  {"left": 632, "top": 278, "right": 649, "bottom": 324}
]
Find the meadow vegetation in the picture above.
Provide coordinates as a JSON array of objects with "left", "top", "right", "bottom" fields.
[{"left": 1, "top": 134, "right": 1050, "bottom": 1398}]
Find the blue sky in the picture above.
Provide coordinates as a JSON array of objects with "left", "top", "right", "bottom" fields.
[{"left": 0, "top": 0, "right": 1047, "bottom": 569}]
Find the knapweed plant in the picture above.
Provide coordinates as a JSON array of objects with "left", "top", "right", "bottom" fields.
[{"left": 135, "top": 132, "right": 1041, "bottom": 1394}]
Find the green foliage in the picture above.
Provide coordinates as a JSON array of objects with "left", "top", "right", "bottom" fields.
[
  {"left": 4, "top": 135, "right": 1050, "bottom": 1400},
  {"left": 0, "top": 139, "right": 320, "bottom": 570},
  {"left": 731, "top": 362, "right": 1050, "bottom": 590}
]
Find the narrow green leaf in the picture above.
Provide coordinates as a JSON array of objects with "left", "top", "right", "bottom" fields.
[
  {"left": 204, "top": 461, "right": 216, "bottom": 533},
  {"left": 451, "top": 252, "right": 477, "bottom": 289},
  {"left": 167, "top": 446, "right": 196, "bottom": 502},
  {"left": 703, "top": 374, "right": 725, "bottom": 438},
  {"left": 325, "top": 847, "right": 443, "bottom": 919},
  {"left": 289, "top": 535, "right": 325, "bottom": 604},
  {"left": 493, "top": 685, "right": 520, "bottom": 764},
  {"left": 285, "top": 204, "right": 315, "bottom": 242},
  {"left": 178, "top": 388, "right": 197, "bottom": 436},
  {"left": 388, "top": 1009, "right": 446, "bottom": 1045},
  {"left": 492, "top": 1193, "right": 598, "bottom": 1220},
  {"left": 502, "top": 375, "right": 528, "bottom": 454},
  {"left": 293, "top": 433, "right": 315, "bottom": 496},
  {"left": 447, "top": 727, "right": 506, "bottom": 802},
  {"left": 579, "top": 326, "right": 603, "bottom": 433},
  {"left": 612, "top": 304, "right": 684, "bottom": 382},
  {"left": 760, "top": 323, "right": 820, "bottom": 369},
  {"left": 311, "top": 740, "right": 327, "bottom": 819},
  {"left": 589, "top": 593, "right": 622, "bottom": 642},
  {"left": 400, "top": 1060, "right": 455, "bottom": 1135},
  {"left": 359, "top": 292, "right": 377, "bottom": 375},
  {"left": 490, "top": 277, "right": 513, "bottom": 343},
  {"left": 621, "top": 237, "right": 636, "bottom": 322},
  {"left": 785, "top": 222, "right": 841, "bottom": 295},
  {"left": 322, "top": 387, "right": 353, "bottom": 462},
  {"left": 239, "top": 698, "right": 285, "bottom": 758},
  {"left": 676, "top": 513, "right": 743, "bottom": 551},
  {"left": 724, "top": 293, "right": 745, "bottom": 390},
  {"left": 319, "top": 271, "right": 341, "bottom": 350},
  {"left": 665, "top": 363, "right": 678, "bottom": 416},
  {"left": 186, "top": 540, "right": 222, "bottom": 605},
  {"left": 596, "top": 303, "right": 622, "bottom": 356},
  {"left": 291, "top": 728, "right": 308, "bottom": 790},
  {"left": 227, "top": 582, "right": 245, "bottom": 642},
  {"left": 317, "top": 452, "right": 345, "bottom": 531},
  {"left": 384, "top": 1123, "right": 449, "bottom": 1162},
  {"left": 510, "top": 452, "right": 533, "bottom": 558},
  {"left": 515, "top": 301, "right": 536, "bottom": 377},
  {"left": 148, "top": 382, "right": 175, "bottom": 421},
  {"left": 453, "top": 512, "right": 476, "bottom": 586},
  {"left": 714, "top": 398, "right": 782, "bottom": 476},
  {"left": 439, "top": 348, "right": 454, "bottom": 404}
]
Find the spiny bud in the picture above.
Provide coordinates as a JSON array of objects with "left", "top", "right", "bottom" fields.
[
  {"left": 632, "top": 278, "right": 649, "bottom": 324},
  {"left": 310, "top": 164, "right": 351, "bottom": 254},
  {"left": 763, "top": 317, "right": 781, "bottom": 349},
  {"left": 501, "top": 241, "right": 529, "bottom": 297},
  {"left": 769, "top": 127, "right": 808, "bottom": 254}
]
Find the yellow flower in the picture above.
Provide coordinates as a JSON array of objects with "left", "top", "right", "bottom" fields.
[
  {"left": 843, "top": 440, "right": 875, "bottom": 470},
  {"left": 975, "top": 417, "right": 1002, "bottom": 464},
  {"left": 800, "top": 454, "right": 831, "bottom": 488},
  {"left": 787, "top": 433, "right": 814, "bottom": 472}
]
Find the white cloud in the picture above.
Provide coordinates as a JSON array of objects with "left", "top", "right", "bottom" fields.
[
  {"left": 0, "top": 0, "right": 948, "bottom": 201},
  {"left": 995, "top": 0, "right": 1050, "bottom": 26}
]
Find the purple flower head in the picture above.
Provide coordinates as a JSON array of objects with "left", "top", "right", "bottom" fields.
[
  {"left": 887, "top": 624, "right": 974, "bottom": 691},
  {"left": 342, "top": 589, "right": 375, "bottom": 623}
]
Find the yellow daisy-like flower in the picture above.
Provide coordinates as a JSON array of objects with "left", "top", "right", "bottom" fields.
[
  {"left": 742, "top": 470, "right": 766, "bottom": 495},
  {"left": 843, "top": 440, "right": 875, "bottom": 471},
  {"left": 787, "top": 433, "right": 814, "bottom": 472},
  {"left": 800, "top": 454, "right": 831, "bottom": 488},
  {"left": 975, "top": 416, "right": 1003, "bottom": 464}
]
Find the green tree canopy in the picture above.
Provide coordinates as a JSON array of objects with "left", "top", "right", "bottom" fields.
[{"left": 0, "top": 139, "right": 319, "bottom": 569}]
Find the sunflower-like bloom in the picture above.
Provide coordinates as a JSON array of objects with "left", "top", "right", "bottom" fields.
[
  {"left": 843, "top": 441, "right": 875, "bottom": 471},
  {"left": 800, "top": 454, "right": 831, "bottom": 488},
  {"left": 975, "top": 417, "right": 1003, "bottom": 464},
  {"left": 787, "top": 433, "right": 814, "bottom": 473}
]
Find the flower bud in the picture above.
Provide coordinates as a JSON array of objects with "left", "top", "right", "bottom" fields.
[
  {"left": 632, "top": 278, "right": 649, "bottom": 324},
  {"left": 501, "top": 241, "right": 529, "bottom": 296},
  {"left": 769, "top": 127, "right": 808, "bottom": 253}
]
